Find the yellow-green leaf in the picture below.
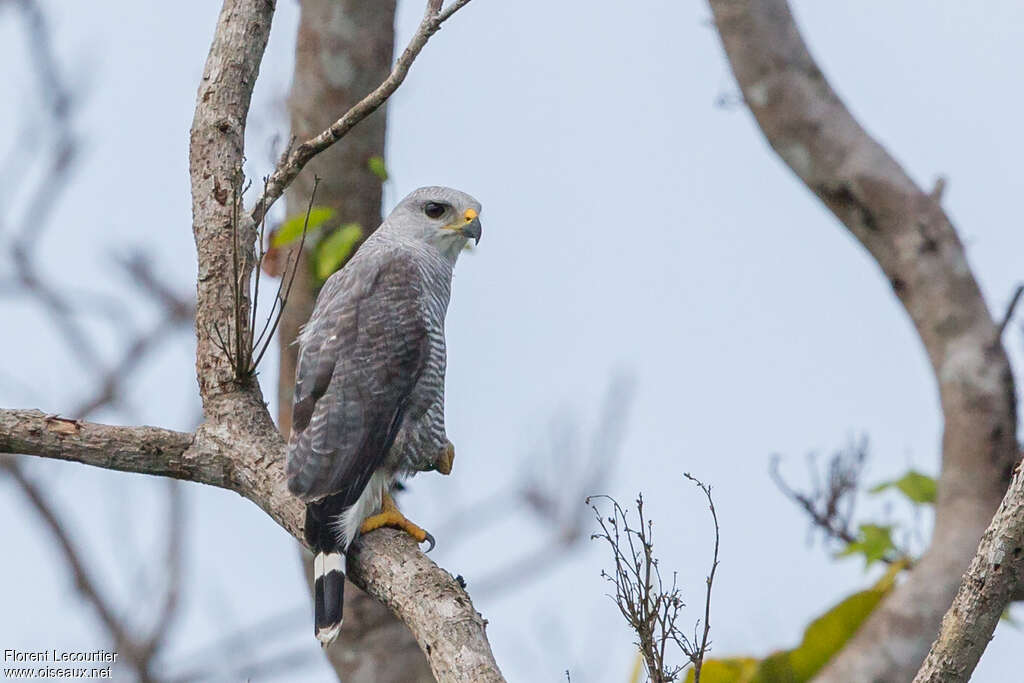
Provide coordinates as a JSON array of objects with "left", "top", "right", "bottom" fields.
[
  {"left": 368, "top": 155, "right": 388, "bottom": 181},
  {"left": 684, "top": 657, "right": 760, "bottom": 683},
  {"left": 315, "top": 223, "right": 363, "bottom": 280},
  {"left": 784, "top": 564, "right": 901, "bottom": 679},
  {"left": 836, "top": 524, "right": 896, "bottom": 569},
  {"left": 869, "top": 470, "right": 937, "bottom": 505},
  {"left": 272, "top": 206, "right": 336, "bottom": 247},
  {"left": 685, "top": 561, "right": 905, "bottom": 683}
]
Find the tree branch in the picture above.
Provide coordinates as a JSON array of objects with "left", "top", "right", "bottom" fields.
[
  {"left": 250, "top": 0, "right": 476, "bottom": 227},
  {"left": 912, "top": 458, "right": 1024, "bottom": 682},
  {"left": 0, "top": 409, "right": 197, "bottom": 478},
  {"left": 2, "top": 0, "right": 503, "bottom": 677},
  {"left": 706, "top": 1, "right": 1019, "bottom": 681},
  {"left": 0, "top": 407, "right": 505, "bottom": 681}
]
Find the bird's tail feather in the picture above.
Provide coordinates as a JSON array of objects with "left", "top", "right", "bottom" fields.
[
  {"left": 305, "top": 499, "right": 347, "bottom": 647},
  {"left": 313, "top": 548, "right": 345, "bottom": 646}
]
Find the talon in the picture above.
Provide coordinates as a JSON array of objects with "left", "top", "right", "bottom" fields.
[
  {"left": 436, "top": 441, "right": 455, "bottom": 476},
  {"left": 359, "top": 491, "right": 435, "bottom": 551}
]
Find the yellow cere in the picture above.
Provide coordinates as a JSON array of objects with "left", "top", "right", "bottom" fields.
[{"left": 463, "top": 208, "right": 478, "bottom": 221}]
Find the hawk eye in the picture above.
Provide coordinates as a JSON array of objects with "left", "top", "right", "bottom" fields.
[{"left": 423, "top": 202, "right": 447, "bottom": 219}]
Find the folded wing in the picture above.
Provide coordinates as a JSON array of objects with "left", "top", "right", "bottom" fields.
[{"left": 286, "top": 251, "right": 428, "bottom": 503}]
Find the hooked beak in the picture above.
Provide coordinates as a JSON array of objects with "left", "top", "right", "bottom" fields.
[{"left": 459, "top": 208, "right": 482, "bottom": 244}]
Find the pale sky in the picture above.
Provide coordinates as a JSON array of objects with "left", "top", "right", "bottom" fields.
[{"left": 2, "top": 1, "right": 1023, "bottom": 681}]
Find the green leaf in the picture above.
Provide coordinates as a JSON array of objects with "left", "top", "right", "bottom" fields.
[
  {"left": 315, "top": 223, "right": 363, "bottom": 280},
  {"left": 272, "top": 206, "right": 336, "bottom": 248},
  {"left": 869, "top": 470, "right": 937, "bottom": 505},
  {"left": 367, "top": 156, "right": 388, "bottom": 181},
  {"left": 683, "top": 657, "right": 760, "bottom": 683},
  {"left": 783, "top": 565, "right": 899, "bottom": 679},
  {"left": 684, "top": 561, "right": 905, "bottom": 683},
  {"left": 836, "top": 524, "right": 896, "bottom": 568}
]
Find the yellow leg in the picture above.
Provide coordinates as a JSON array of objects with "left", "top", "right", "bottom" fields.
[
  {"left": 436, "top": 441, "right": 455, "bottom": 476},
  {"left": 359, "top": 491, "right": 435, "bottom": 551}
]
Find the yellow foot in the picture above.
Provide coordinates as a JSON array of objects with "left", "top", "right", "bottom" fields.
[
  {"left": 359, "top": 492, "right": 435, "bottom": 552},
  {"left": 436, "top": 441, "right": 455, "bottom": 476}
]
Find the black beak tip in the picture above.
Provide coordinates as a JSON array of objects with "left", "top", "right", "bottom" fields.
[{"left": 464, "top": 218, "right": 482, "bottom": 244}]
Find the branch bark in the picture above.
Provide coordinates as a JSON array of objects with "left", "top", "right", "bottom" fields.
[
  {"left": 0, "top": 0, "right": 502, "bottom": 680},
  {"left": 1, "top": 408, "right": 504, "bottom": 681},
  {"left": 706, "top": 1, "right": 1019, "bottom": 681},
  {"left": 912, "top": 460, "right": 1024, "bottom": 682},
  {"left": 250, "top": 0, "right": 475, "bottom": 227}
]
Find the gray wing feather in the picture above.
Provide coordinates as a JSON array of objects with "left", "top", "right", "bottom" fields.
[{"left": 286, "top": 251, "right": 428, "bottom": 502}]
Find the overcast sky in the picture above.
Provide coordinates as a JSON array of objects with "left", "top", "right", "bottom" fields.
[{"left": 2, "top": 1, "right": 1023, "bottom": 681}]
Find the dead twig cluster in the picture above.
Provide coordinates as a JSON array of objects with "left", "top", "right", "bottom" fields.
[
  {"left": 770, "top": 438, "right": 913, "bottom": 567},
  {"left": 588, "top": 473, "right": 720, "bottom": 683},
  {"left": 769, "top": 439, "right": 867, "bottom": 550},
  {"left": 208, "top": 173, "right": 315, "bottom": 382}
]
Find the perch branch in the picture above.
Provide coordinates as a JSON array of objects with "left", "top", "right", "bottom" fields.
[{"left": 0, "top": 407, "right": 505, "bottom": 681}]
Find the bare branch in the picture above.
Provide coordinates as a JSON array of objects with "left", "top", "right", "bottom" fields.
[
  {"left": 682, "top": 473, "right": 720, "bottom": 683},
  {"left": 0, "top": 408, "right": 504, "bottom": 681},
  {"left": 996, "top": 283, "right": 1024, "bottom": 339},
  {"left": 768, "top": 441, "right": 912, "bottom": 567},
  {"left": 912, "top": 459, "right": 1024, "bottom": 682},
  {"left": 249, "top": 0, "right": 477, "bottom": 226},
  {"left": 706, "top": 1, "right": 1019, "bottom": 679},
  {"left": 0, "top": 410, "right": 197, "bottom": 478},
  {"left": 1, "top": 0, "right": 503, "bottom": 678},
  {"left": 589, "top": 477, "right": 720, "bottom": 683},
  {"left": 770, "top": 450, "right": 861, "bottom": 548}
]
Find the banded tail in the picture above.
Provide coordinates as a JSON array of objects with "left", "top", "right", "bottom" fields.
[{"left": 305, "top": 498, "right": 347, "bottom": 646}]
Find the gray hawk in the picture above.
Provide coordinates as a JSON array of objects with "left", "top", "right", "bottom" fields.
[{"left": 285, "top": 186, "right": 482, "bottom": 646}]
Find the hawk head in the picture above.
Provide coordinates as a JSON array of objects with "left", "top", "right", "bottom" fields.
[{"left": 382, "top": 186, "right": 482, "bottom": 261}]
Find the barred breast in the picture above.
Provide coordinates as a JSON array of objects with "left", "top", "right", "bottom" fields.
[{"left": 384, "top": 240, "right": 453, "bottom": 473}]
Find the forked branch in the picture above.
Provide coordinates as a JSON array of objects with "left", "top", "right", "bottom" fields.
[{"left": 250, "top": 0, "right": 476, "bottom": 226}]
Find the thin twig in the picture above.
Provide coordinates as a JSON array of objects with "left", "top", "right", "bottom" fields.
[
  {"left": 683, "top": 473, "right": 719, "bottom": 683},
  {"left": 769, "top": 453, "right": 859, "bottom": 547},
  {"left": 250, "top": 177, "right": 318, "bottom": 370},
  {"left": 996, "top": 283, "right": 1024, "bottom": 338},
  {"left": 249, "top": 0, "right": 476, "bottom": 227}
]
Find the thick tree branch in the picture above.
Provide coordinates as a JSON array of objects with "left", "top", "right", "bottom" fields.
[
  {"left": 1, "top": 407, "right": 504, "bottom": 681},
  {"left": 0, "top": 409, "right": 197, "bottom": 478},
  {"left": 2, "top": 0, "right": 501, "bottom": 677},
  {"left": 912, "top": 461, "right": 1024, "bottom": 682},
  {"left": 706, "top": 1, "right": 1019, "bottom": 681}
]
